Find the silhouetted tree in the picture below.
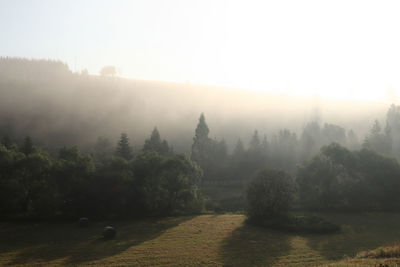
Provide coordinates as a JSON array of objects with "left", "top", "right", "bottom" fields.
[
  {"left": 133, "top": 152, "right": 203, "bottom": 215},
  {"left": 53, "top": 146, "right": 95, "bottom": 218},
  {"left": 143, "top": 127, "right": 170, "bottom": 155},
  {"left": 232, "top": 138, "right": 245, "bottom": 158},
  {"left": 363, "top": 120, "right": 391, "bottom": 155},
  {"left": 191, "top": 113, "right": 211, "bottom": 166},
  {"left": 249, "top": 130, "right": 261, "bottom": 152},
  {"left": 116, "top": 133, "right": 133, "bottom": 160}
]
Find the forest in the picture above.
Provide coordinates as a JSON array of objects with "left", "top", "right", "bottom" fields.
[{"left": 1, "top": 58, "right": 400, "bottom": 220}]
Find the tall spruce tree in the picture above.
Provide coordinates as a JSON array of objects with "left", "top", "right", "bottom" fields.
[
  {"left": 191, "top": 113, "right": 211, "bottom": 165},
  {"left": 116, "top": 133, "right": 133, "bottom": 160}
]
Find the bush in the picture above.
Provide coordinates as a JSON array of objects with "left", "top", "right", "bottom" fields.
[{"left": 246, "top": 169, "right": 295, "bottom": 220}]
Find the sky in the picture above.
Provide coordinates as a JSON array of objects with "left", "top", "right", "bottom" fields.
[{"left": 1, "top": 0, "right": 400, "bottom": 102}]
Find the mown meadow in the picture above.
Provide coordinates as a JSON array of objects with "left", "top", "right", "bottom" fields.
[{"left": 2, "top": 213, "right": 400, "bottom": 266}]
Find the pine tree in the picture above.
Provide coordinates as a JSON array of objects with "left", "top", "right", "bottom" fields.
[
  {"left": 191, "top": 113, "right": 211, "bottom": 165},
  {"left": 363, "top": 120, "right": 391, "bottom": 155},
  {"left": 143, "top": 127, "right": 170, "bottom": 155},
  {"left": 249, "top": 130, "right": 261, "bottom": 152},
  {"left": 116, "top": 133, "right": 132, "bottom": 160},
  {"left": 233, "top": 138, "right": 245, "bottom": 158}
]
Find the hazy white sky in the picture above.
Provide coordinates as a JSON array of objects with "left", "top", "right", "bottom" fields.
[{"left": 1, "top": 0, "right": 400, "bottom": 101}]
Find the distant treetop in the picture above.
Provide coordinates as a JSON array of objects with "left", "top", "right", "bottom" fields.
[
  {"left": 99, "top": 66, "right": 117, "bottom": 77},
  {"left": 0, "top": 57, "right": 71, "bottom": 80}
]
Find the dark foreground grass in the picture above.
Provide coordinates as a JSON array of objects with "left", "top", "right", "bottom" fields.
[{"left": 2, "top": 213, "right": 400, "bottom": 266}]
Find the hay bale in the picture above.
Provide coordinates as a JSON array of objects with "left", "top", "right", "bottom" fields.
[
  {"left": 103, "top": 226, "right": 116, "bottom": 239},
  {"left": 78, "top": 217, "right": 89, "bottom": 227}
]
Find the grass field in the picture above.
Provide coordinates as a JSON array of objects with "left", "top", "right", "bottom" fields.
[{"left": 2, "top": 213, "right": 400, "bottom": 266}]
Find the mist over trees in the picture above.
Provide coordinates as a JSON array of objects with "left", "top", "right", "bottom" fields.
[
  {"left": 297, "top": 143, "right": 400, "bottom": 211},
  {"left": 2, "top": 57, "right": 400, "bottom": 218},
  {"left": 0, "top": 57, "right": 386, "bottom": 155}
]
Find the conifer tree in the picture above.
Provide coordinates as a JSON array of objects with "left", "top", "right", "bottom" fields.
[
  {"left": 143, "top": 127, "right": 170, "bottom": 155},
  {"left": 249, "top": 130, "right": 261, "bottom": 152},
  {"left": 191, "top": 113, "right": 211, "bottom": 165},
  {"left": 116, "top": 133, "right": 132, "bottom": 160},
  {"left": 232, "top": 138, "right": 245, "bottom": 160}
]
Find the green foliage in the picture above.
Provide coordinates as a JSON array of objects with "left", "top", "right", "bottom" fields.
[
  {"left": 0, "top": 144, "right": 54, "bottom": 218},
  {"left": 133, "top": 152, "right": 203, "bottom": 216},
  {"left": 297, "top": 143, "right": 400, "bottom": 211},
  {"left": 191, "top": 113, "right": 211, "bottom": 166},
  {"left": 53, "top": 146, "right": 95, "bottom": 218},
  {"left": 191, "top": 113, "right": 228, "bottom": 181},
  {"left": 86, "top": 156, "right": 133, "bottom": 218},
  {"left": 246, "top": 169, "right": 295, "bottom": 220},
  {"left": 0, "top": 132, "right": 204, "bottom": 219}
]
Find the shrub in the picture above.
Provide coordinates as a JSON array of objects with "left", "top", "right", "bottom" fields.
[{"left": 246, "top": 169, "right": 295, "bottom": 220}]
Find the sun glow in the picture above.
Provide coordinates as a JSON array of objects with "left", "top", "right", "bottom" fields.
[
  {"left": 2, "top": 0, "right": 400, "bottom": 102},
  {"left": 108, "top": 1, "right": 400, "bottom": 102}
]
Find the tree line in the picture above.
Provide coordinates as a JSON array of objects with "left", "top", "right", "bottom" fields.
[
  {"left": 3, "top": 104, "right": 400, "bottom": 220},
  {"left": 189, "top": 104, "right": 400, "bottom": 184},
  {"left": 0, "top": 129, "right": 203, "bottom": 220}
]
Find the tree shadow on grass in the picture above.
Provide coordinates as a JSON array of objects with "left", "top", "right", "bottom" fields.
[
  {"left": 305, "top": 213, "right": 400, "bottom": 261},
  {"left": 219, "top": 222, "right": 291, "bottom": 266},
  {"left": 2, "top": 216, "right": 193, "bottom": 265}
]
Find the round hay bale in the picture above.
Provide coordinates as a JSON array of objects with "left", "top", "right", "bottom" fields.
[
  {"left": 78, "top": 217, "right": 89, "bottom": 227},
  {"left": 103, "top": 226, "right": 116, "bottom": 239}
]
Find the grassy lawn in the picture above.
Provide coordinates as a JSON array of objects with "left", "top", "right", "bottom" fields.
[{"left": 2, "top": 213, "right": 400, "bottom": 266}]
